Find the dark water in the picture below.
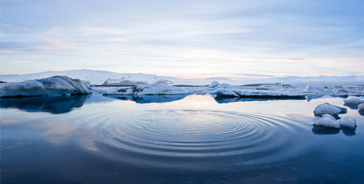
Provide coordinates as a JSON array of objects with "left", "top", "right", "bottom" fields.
[{"left": 1, "top": 94, "right": 364, "bottom": 184}]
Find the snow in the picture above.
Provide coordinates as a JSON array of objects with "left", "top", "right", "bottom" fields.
[
  {"left": 313, "top": 103, "right": 347, "bottom": 116},
  {"left": 344, "top": 96, "right": 364, "bottom": 105},
  {"left": 338, "top": 117, "right": 357, "bottom": 129},
  {"left": 0, "top": 76, "right": 91, "bottom": 97},
  {"left": 312, "top": 114, "right": 340, "bottom": 129}
]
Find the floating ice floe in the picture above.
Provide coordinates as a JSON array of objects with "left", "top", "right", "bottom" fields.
[
  {"left": 313, "top": 103, "right": 347, "bottom": 116},
  {"left": 338, "top": 117, "right": 357, "bottom": 129},
  {"left": 103, "top": 84, "right": 188, "bottom": 96},
  {"left": 312, "top": 114, "right": 340, "bottom": 129},
  {"left": 343, "top": 96, "right": 364, "bottom": 105},
  {"left": 0, "top": 76, "right": 91, "bottom": 97},
  {"left": 359, "top": 103, "right": 364, "bottom": 111}
]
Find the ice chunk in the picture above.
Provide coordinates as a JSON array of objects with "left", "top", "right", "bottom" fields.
[
  {"left": 0, "top": 76, "right": 90, "bottom": 97},
  {"left": 134, "top": 84, "right": 187, "bottom": 95},
  {"left": 338, "top": 117, "right": 356, "bottom": 129},
  {"left": 104, "top": 84, "right": 187, "bottom": 96},
  {"left": 303, "top": 84, "right": 325, "bottom": 93},
  {"left": 313, "top": 103, "right": 347, "bottom": 116},
  {"left": 344, "top": 96, "right": 364, "bottom": 105},
  {"left": 215, "top": 89, "right": 239, "bottom": 97},
  {"left": 359, "top": 103, "right": 364, "bottom": 111},
  {"left": 103, "top": 87, "right": 134, "bottom": 95},
  {"left": 209, "top": 81, "right": 219, "bottom": 88},
  {"left": 312, "top": 114, "right": 340, "bottom": 129}
]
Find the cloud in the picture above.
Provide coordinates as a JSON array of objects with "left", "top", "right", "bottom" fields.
[
  {"left": 234, "top": 73, "right": 276, "bottom": 77},
  {"left": 1, "top": 23, "right": 65, "bottom": 46}
]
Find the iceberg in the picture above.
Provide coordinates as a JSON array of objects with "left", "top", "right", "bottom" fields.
[
  {"left": 209, "top": 81, "right": 219, "bottom": 88},
  {"left": 343, "top": 96, "right": 364, "bottom": 105},
  {"left": 215, "top": 89, "right": 239, "bottom": 97},
  {"left": 303, "top": 84, "right": 325, "bottom": 93},
  {"left": 0, "top": 76, "right": 91, "bottom": 98},
  {"left": 103, "top": 84, "right": 187, "bottom": 96},
  {"left": 313, "top": 103, "right": 347, "bottom": 116},
  {"left": 338, "top": 117, "right": 357, "bottom": 129},
  {"left": 134, "top": 84, "right": 187, "bottom": 95},
  {"left": 312, "top": 114, "right": 340, "bottom": 129}
]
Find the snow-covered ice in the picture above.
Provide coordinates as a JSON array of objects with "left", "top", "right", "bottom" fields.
[
  {"left": 343, "top": 96, "right": 364, "bottom": 105},
  {"left": 313, "top": 103, "right": 347, "bottom": 116},
  {"left": 338, "top": 117, "right": 357, "bottom": 129},
  {"left": 312, "top": 114, "right": 340, "bottom": 129},
  {"left": 0, "top": 76, "right": 91, "bottom": 97}
]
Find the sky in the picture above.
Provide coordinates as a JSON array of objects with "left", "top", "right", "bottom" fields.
[{"left": 1, "top": 0, "right": 364, "bottom": 79}]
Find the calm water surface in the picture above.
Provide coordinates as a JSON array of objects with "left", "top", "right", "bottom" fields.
[{"left": 1, "top": 94, "right": 364, "bottom": 184}]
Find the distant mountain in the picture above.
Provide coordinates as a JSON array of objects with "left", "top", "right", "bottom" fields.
[
  {"left": 0, "top": 69, "right": 178, "bottom": 85},
  {"left": 1, "top": 69, "right": 363, "bottom": 86}
]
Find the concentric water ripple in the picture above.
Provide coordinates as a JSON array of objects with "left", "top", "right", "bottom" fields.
[{"left": 76, "top": 109, "right": 309, "bottom": 169}]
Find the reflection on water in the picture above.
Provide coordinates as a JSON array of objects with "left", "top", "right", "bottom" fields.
[
  {"left": 103, "top": 94, "right": 187, "bottom": 103},
  {"left": 344, "top": 104, "right": 359, "bottom": 110},
  {"left": 311, "top": 126, "right": 340, "bottom": 135},
  {"left": 214, "top": 96, "right": 306, "bottom": 104},
  {"left": 1, "top": 94, "right": 364, "bottom": 184},
  {"left": 0, "top": 95, "right": 89, "bottom": 114}
]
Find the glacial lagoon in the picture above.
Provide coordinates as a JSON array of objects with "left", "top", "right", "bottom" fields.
[{"left": 1, "top": 94, "right": 364, "bottom": 184}]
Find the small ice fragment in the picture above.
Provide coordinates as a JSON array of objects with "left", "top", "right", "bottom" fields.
[
  {"left": 312, "top": 114, "right": 340, "bottom": 129},
  {"left": 313, "top": 103, "right": 347, "bottom": 116},
  {"left": 359, "top": 103, "right": 364, "bottom": 111},
  {"left": 339, "top": 117, "right": 356, "bottom": 128},
  {"left": 344, "top": 96, "right": 364, "bottom": 105}
]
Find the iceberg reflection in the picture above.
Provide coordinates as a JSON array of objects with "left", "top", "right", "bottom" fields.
[
  {"left": 214, "top": 96, "right": 306, "bottom": 104},
  {"left": 311, "top": 126, "right": 340, "bottom": 135},
  {"left": 0, "top": 95, "right": 89, "bottom": 114}
]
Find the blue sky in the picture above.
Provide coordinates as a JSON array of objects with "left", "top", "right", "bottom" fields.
[{"left": 1, "top": 0, "right": 364, "bottom": 78}]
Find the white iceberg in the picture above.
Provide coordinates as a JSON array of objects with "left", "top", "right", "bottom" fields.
[
  {"left": 343, "top": 96, "right": 364, "bottom": 105},
  {"left": 209, "top": 81, "right": 219, "bottom": 88},
  {"left": 215, "top": 89, "right": 239, "bottom": 97},
  {"left": 104, "top": 84, "right": 187, "bottom": 96},
  {"left": 313, "top": 103, "right": 347, "bottom": 116},
  {"left": 303, "top": 84, "right": 325, "bottom": 93},
  {"left": 0, "top": 76, "right": 91, "bottom": 97},
  {"left": 338, "top": 117, "right": 357, "bottom": 129},
  {"left": 312, "top": 114, "right": 340, "bottom": 129},
  {"left": 134, "top": 85, "right": 187, "bottom": 95}
]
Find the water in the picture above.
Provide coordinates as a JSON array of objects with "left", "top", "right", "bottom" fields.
[{"left": 1, "top": 94, "right": 364, "bottom": 183}]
